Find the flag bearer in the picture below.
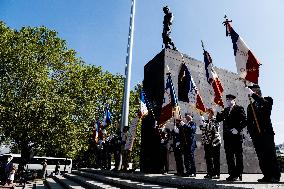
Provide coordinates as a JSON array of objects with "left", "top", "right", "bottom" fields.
[
  {"left": 216, "top": 94, "right": 246, "bottom": 181},
  {"left": 179, "top": 113, "right": 197, "bottom": 177},
  {"left": 246, "top": 84, "right": 281, "bottom": 183}
]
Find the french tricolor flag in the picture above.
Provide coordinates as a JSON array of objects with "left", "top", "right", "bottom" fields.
[
  {"left": 158, "top": 73, "right": 179, "bottom": 125},
  {"left": 182, "top": 65, "right": 206, "bottom": 113},
  {"left": 139, "top": 89, "right": 148, "bottom": 118},
  {"left": 203, "top": 48, "right": 224, "bottom": 108},
  {"left": 225, "top": 20, "right": 260, "bottom": 84}
]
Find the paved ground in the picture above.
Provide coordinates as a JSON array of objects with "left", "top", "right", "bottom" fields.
[
  {"left": 2, "top": 172, "right": 284, "bottom": 189},
  {"left": 83, "top": 168, "right": 284, "bottom": 189},
  {"left": 130, "top": 173, "right": 284, "bottom": 189}
]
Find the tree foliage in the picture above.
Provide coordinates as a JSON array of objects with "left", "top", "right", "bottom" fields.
[{"left": 0, "top": 21, "right": 140, "bottom": 161}]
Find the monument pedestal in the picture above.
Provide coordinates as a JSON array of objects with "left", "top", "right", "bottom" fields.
[{"left": 141, "top": 48, "right": 261, "bottom": 173}]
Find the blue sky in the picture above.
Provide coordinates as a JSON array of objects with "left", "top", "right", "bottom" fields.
[{"left": 1, "top": 0, "right": 283, "bottom": 144}]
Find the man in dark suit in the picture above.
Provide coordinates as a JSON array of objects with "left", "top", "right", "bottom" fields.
[
  {"left": 159, "top": 127, "right": 170, "bottom": 174},
  {"left": 216, "top": 94, "right": 246, "bottom": 181},
  {"left": 172, "top": 119, "right": 184, "bottom": 176},
  {"left": 246, "top": 84, "right": 281, "bottom": 183},
  {"left": 180, "top": 113, "right": 197, "bottom": 177}
]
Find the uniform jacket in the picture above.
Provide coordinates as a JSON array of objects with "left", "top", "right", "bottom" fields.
[
  {"left": 172, "top": 125, "right": 182, "bottom": 150},
  {"left": 216, "top": 105, "right": 246, "bottom": 141},
  {"left": 247, "top": 94, "right": 274, "bottom": 139},
  {"left": 180, "top": 121, "right": 197, "bottom": 149}
]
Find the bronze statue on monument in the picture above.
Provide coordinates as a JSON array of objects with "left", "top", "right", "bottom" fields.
[{"left": 162, "top": 6, "right": 177, "bottom": 51}]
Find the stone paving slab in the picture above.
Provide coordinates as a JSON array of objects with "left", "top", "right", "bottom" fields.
[
  {"left": 72, "top": 170, "right": 176, "bottom": 189},
  {"left": 53, "top": 175, "right": 85, "bottom": 189},
  {"left": 80, "top": 168, "right": 284, "bottom": 189},
  {"left": 45, "top": 178, "right": 65, "bottom": 189},
  {"left": 64, "top": 173, "right": 120, "bottom": 189}
]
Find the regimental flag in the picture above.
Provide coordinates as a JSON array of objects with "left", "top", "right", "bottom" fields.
[
  {"left": 182, "top": 65, "right": 206, "bottom": 112},
  {"left": 158, "top": 73, "right": 179, "bottom": 125},
  {"left": 139, "top": 89, "right": 148, "bottom": 118},
  {"left": 224, "top": 20, "right": 260, "bottom": 84},
  {"left": 203, "top": 49, "right": 224, "bottom": 107},
  {"left": 102, "top": 105, "right": 111, "bottom": 127}
]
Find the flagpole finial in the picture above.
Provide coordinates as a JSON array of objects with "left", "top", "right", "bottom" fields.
[
  {"left": 222, "top": 15, "right": 232, "bottom": 36},
  {"left": 222, "top": 15, "right": 232, "bottom": 26},
  {"left": 201, "top": 40, "right": 205, "bottom": 51}
]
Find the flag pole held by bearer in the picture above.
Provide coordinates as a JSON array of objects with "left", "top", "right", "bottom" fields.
[
  {"left": 243, "top": 80, "right": 262, "bottom": 134},
  {"left": 223, "top": 15, "right": 260, "bottom": 84},
  {"left": 223, "top": 15, "right": 261, "bottom": 134},
  {"left": 201, "top": 40, "right": 224, "bottom": 109}
]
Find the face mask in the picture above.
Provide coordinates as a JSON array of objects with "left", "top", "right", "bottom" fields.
[{"left": 226, "top": 99, "right": 235, "bottom": 107}]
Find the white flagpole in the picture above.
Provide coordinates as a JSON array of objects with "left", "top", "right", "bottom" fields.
[{"left": 121, "top": 0, "right": 136, "bottom": 133}]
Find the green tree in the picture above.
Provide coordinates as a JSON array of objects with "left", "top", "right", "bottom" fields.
[
  {"left": 0, "top": 21, "right": 80, "bottom": 158},
  {"left": 0, "top": 21, "right": 141, "bottom": 165}
]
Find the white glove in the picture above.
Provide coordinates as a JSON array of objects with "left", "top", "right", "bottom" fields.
[
  {"left": 174, "top": 126, "right": 179, "bottom": 134},
  {"left": 161, "top": 139, "right": 165, "bottom": 144},
  {"left": 245, "top": 87, "right": 254, "bottom": 97},
  {"left": 230, "top": 128, "right": 238, "bottom": 135},
  {"left": 180, "top": 121, "right": 185, "bottom": 126},
  {"left": 200, "top": 116, "right": 205, "bottom": 122},
  {"left": 176, "top": 142, "right": 180, "bottom": 147}
]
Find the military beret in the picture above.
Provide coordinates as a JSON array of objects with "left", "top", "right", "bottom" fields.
[
  {"left": 248, "top": 84, "right": 260, "bottom": 89},
  {"left": 226, "top": 94, "right": 236, "bottom": 99}
]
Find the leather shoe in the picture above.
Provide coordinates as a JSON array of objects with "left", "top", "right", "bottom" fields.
[
  {"left": 204, "top": 174, "right": 212, "bottom": 179},
  {"left": 226, "top": 176, "right": 237, "bottom": 181},
  {"left": 257, "top": 177, "right": 270, "bottom": 182},
  {"left": 212, "top": 175, "right": 220, "bottom": 179}
]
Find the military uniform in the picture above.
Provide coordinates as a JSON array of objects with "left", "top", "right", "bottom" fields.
[
  {"left": 172, "top": 124, "right": 184, "bottom": 175},
  {"left": 180, "top": 121, "right": 197, "bottom": 176},
  {"left": 217, "top": 101, "right": 246, "bottom": 180},
  {"left": 111, "top": 132, "right": 122, "bottom": 171},
  {"left": 104, "top": 136, "right": 112, "bottom": 170},
  {"left": 247, "top": 92, "right": 280, "bottom": 182},
  {"left": 160, "top": 128, "right": 170, "bottom": 174}
]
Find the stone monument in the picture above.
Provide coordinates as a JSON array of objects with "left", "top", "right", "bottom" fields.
[{"left": 142, "top": 48, "right": 261, "bottom": 173}]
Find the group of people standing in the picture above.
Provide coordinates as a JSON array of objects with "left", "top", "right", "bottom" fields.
[
  {"left": 157, "top": 102, "right": 222, "bottom": 178},
  {"left": 94, "top": 126, "right": 130, "bottom": 172},
  {"left": 158, "top": 84, "right": 281, "bottom": 183}
]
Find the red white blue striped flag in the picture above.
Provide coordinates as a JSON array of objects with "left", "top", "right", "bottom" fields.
[
  {"left": 158, "top": 73, "right": 179, "bottom": 125},
  {"left": 179, "top": 64, "right": 206, "bottom": 113},
  {"left": 203, "top": 49, "right": 224, "bottom": 107},
  {"left": 139, "top": 89, "right": 148, "bottom": 118},
  {"left": 225, "top": 21, "right": 260, "bottom": 84}
]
